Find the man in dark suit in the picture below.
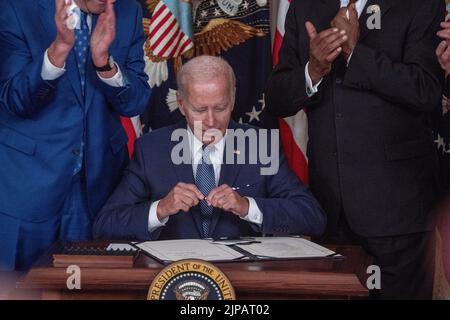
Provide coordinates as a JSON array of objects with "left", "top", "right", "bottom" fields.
[
  {"left": 435, "top": 17, "right": 450, "bottom": 288},
  {"left": 266, "top": 0, "right": 445, "bottom": 299},
  {"left": 0, "top": 0, "right": 151, "bottom": 270},
  {"left": 93, "top": 55, "right": 326, "bottom": 240}
]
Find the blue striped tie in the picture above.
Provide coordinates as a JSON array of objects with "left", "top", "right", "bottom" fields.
[
  {"left": 74, "top": 11, "right": 89, "bottom": 95},
  {"left": 195, "top": 145, "right": 216, "bottom": 238}
]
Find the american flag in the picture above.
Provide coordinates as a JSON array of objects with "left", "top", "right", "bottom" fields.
[{"left": 273, "top": 0, "right": 309, "bottom": 184}]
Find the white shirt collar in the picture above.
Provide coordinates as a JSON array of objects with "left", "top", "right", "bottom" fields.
[
  {"left": 187, "top": 126, "right": 225, "bottom": 165},
  {"left": 340, "top": 0, "right": 368, "bottom": 17}
]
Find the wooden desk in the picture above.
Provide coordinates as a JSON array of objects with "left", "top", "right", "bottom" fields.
[{"left": 16, "top": 242, "right": 370, "bottom": 300}]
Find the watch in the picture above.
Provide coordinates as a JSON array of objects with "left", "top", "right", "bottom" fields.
[{"left": 93, "top": 55, "right": 115, "bottom": 72}]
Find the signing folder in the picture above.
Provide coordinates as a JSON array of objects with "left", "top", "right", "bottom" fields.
[{"left": 134, "top": 237, "right": 342, "bottom": 264}]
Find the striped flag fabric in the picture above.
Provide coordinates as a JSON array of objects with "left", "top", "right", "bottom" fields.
[
  {"left": 148, "top": 0, "right": 193, "bottom": 58},
  {"left": 273, "top": 0, "right": 309, "bottom": 184},
  {"left": 120, "top": 116, "right": 142, "bottom": 156}
]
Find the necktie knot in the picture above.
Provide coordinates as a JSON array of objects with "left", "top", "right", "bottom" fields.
[{"left": 201, "top": 144, "right": 215, "bottom": 164}]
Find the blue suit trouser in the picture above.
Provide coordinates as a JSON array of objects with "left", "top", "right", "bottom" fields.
[{"left": 0, "top": 172, "right": 92, "bottom": 271}]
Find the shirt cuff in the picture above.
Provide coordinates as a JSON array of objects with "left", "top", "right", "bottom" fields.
[
  {"left": 41, "top": 49, "right": 66, "bottom": 81},
  {"left": 240, "top": 197, "right": 263, "bottom": 226},
  {"left": 97, "top": 63, "right": 125, "bottom": 87},
  {"left": 148, "top": 200, "right": 169, "bottom": 233},
  {"left": 305, "top": 62, "right": 323, "bottom": 97}
]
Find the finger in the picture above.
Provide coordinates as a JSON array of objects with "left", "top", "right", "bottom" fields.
[
  {"left": 175, "top": 184, "right": 200, "bottom": 204},
  {"left": 442, "top": 47, "right": 450, "bottom": 64},
  {"left": 349, "top": 3, "right": 358, "bottom": 22},
  {"left": 177, "top": 203, "right": 190, "bottom": 213},
  {"left": 180, "top": 183, "right": 204, "bottom": 200},
  {"left": 437, "top": 40, "right": 448, "bottom": 57},
  {"left": 317, "top": 27, "right": 341, "bottom": 42},
  {"left": 176, "top": 195, "right": 196, "bottom": 210},
  {"left": 206, "top": 184, "right": 230, "bottom": 202},
  {"left": 104, "top": 0, "right": 116, "bottom": 26},
  {"left": 216, "top": 189, "right": 232, "bottom": 203},
  {"left": 321, "top": 29, "right": 346, "bottom": 45},
  {"left": 212, "top": 189, "right": 234, "bottom": 208},
  {"left": 305, "top": 21, "right": 318, "bottom": 40},
  {"left": 326, "top": 47, "right": 342, "bottom": 63},
  {"left": 318, "top": 33, "right": 347, "bottom": 54},
  {"left": 172, "top": 197, "right": 190, "bottom": 212},
  {"left": 437, "top": 29, "right": 450, "bottom": 40},
  {"left": 62, "top": 0, "right": 73, "bottom": 17},
  {"left": 216, "top": 196, "right": 229, "bottom": 209},
  {"left": 57, "top": 0, "right": 69, "bottom": 20},
  {"left": 207, "top": 189, "right": 226, "bottom": 206},
  {"left": 325, "top": 34, "right": 348, "bottom": 53},
  {"left": 335, "top": 7, "right": 348, "bottom": 17},
  {"left": 178, "top": 189, "right": 201, "bottom": 206},
  {"left": 107, "top": 0, "right": 115, "bottom": 13},
  {"left": 55, "top": 0, "right": 65, "bottom": 14},
  {"left": 440, "top": 22, "right": 450, "bottom": 29}
]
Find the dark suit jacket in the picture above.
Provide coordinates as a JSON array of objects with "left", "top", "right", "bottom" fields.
[
  {"left": 266, "top": 0, "right": 445, "bottom": 237},
  {"left": 93, "top": 121, "right": 326, "bottom": 240}
]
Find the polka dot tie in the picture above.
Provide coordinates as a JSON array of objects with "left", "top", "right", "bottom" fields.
[
  {"left": 195, "top": 145, "right": 217, "bottom": 238},
  {"left": 74, "top": 11, "right": 89, "bottom": 95}
]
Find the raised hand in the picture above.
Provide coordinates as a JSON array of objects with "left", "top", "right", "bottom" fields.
[
  {"left": 48, "top": 0, "right": 76, "bottom": 67},
  {"left": 437, "top": 22, "right": 450, "bottom": 74},
  {"left": 305, "top": 21, "right": 347, "bottom": 85},
  {"left": 90, "top": 0, "right": 116, "bottom": 67},
  {"left": 330, "top": 3, "right": 360, "bottom": 60}
]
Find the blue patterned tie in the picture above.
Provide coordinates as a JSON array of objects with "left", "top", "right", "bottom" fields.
[
  {"left": 74, "top": 11, "right": 89, "bottom": 95},
  {"left": 72, "top": 11, "right": 89, "bottom": 175},
  {"left": 195, "top": 145, "right": 216, "bottom": 238}
]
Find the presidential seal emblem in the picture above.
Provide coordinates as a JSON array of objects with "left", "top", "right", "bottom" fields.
[{"left": 147, "top": 259, "right": 235, "bottom": 300}]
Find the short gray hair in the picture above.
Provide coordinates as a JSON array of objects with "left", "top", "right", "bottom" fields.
[{"left": 176, "top": 55, "right": 236, "bottom": 100}]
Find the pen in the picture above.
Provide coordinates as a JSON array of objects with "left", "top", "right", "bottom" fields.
[{"left": 212, "top": 236, "right": 255, "bottom": 241}]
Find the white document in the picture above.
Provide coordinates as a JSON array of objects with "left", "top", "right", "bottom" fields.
[
  {"left": 135, "top": 239, "right": 244, "bottom": 262},
  {"left": 235, "top": 237, "right": 339, "bottom": 259},
  {"left": 135, "top": 237, "right": 339, "bottom": 263}
]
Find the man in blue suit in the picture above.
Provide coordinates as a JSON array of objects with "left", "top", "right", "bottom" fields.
[
  {"left": 0, "top": 0, "right": 151, "bottom": 270},
  {"left": 93, "top": 55, "right": 325, "bottom": 240}
]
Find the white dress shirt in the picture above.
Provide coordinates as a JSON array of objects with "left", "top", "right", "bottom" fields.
[
  {"left": 148, "top": 127, "right": 264, "bottom": 233},
  {"left": 305, "top": 0, "right": 368, "bottom": 97},
  {"left": 41, "top": 13, "right": 124, "bottom": 87}
]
